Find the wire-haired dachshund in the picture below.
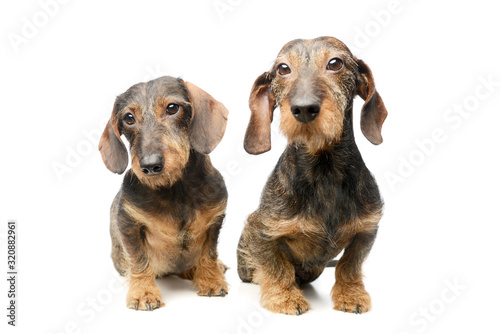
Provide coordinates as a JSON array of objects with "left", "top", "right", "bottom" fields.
[
  {"left": 237, "top": 37, "right": 388, "bottom": 315},
  {"left": 99, "top": 76, "right": 229, "bottom": 311}
]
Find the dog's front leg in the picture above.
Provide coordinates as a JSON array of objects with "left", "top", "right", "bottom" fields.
[
  {"left": 118, "top": 217, "right": 163, "bottom": 311},
  {"left": 189, "top": 214, "right": 229, "bottom": 297},
  {"left": 255, "top": 240, "right": 309, "bottom": 315},
  {"left": 247, "top": 222, "right": 310, "bottom": 315},
  {"left": 331, "top": 228, "right": 378, "bottom": 314}
]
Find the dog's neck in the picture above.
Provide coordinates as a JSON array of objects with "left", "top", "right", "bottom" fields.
[{"left": 281, "top": 103, "right": 366, "bottom": 193}]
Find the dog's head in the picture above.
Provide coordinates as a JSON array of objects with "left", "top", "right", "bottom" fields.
[
  {"left": 244, "top": 37, "right": 387, "bottom": 154},
  {"left": 99, "top": 76, "right": 228, "bottom": 188}
]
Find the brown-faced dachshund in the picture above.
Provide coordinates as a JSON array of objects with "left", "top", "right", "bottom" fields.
[
  {"left": 99, "top": 76, "right": 229, "bottom": 311},
  {"left": 237, "top": 37, "right": 388, "bottom": 315}
]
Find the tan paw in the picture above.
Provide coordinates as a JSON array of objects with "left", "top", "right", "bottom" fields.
[
  {"left": 332, "top": 281, "right": 371, "bottom": 314},
  {"left": 197, "top": 278, "right": 229, "bottom": 297},
  {"left": 126, "top": 283, "right": 164, "bottom": 311},
  {"left": 262, "top": 286, "right": 310, "bottom": 315},
  {"left": 193, "top": 259, "right": 229, "bottom": 297}
]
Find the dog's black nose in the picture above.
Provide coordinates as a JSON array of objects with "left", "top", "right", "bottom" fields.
[
  {"left": 290, "top": 102, "right": 321, "bottom": 123},
  {"left": 140, "top": 154, "right": 164, "bottom": 175}
]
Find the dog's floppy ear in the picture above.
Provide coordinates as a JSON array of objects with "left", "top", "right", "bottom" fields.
[
  {"left": 184, "top": 81, "right": 229, "bottom": 154},
  {"left": 98, "top": 100, "right": 129, "bottom": 174},
  {"left": 244, "top": 72, "right": 275, "bottom": 155},
  {"left": 355, "top": 59, "right": 388, "bottom": 145}
]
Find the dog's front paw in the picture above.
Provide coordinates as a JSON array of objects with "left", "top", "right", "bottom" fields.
[
  {"left": 197, "top": 278, "right": 229, "bottom": 297},
  {"left": 193, "top": 259, "right": 229, "bottom": 297},
  {"left": 332, "top": 281, "right": 371, "bottom": 314},
  {"left": 126, "top": 283, "right": 164, "bottom": 311},
  {"left": 262, "top": 286, "right": 310, "bottom": 315}
]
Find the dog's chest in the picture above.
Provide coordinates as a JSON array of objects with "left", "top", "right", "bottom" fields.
[
  {"left": 265, "top": 152, "right": 366, "bottom": 260},
  {"left": 139, "top": 201, "right": 224, "bottom": 275},
  {"left": 144, "top": 214, "right": 202, "bottom": 273}
]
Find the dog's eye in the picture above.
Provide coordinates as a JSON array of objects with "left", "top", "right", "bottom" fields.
[
  {"left": 327, "top": 58, "right": 343, "bottom": 72},
  {"left": 123, "top": 113, "right": 135, "bottom": 126},
  {"left": 166, "top": 103, "right": 180, "bottom": 115},
  {"left": 277, "top": 63, "right": 291, "bottom": 76}
]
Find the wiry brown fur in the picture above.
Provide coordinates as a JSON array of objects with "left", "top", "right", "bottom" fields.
[
  {"left": 280, "top": 97, "right": 344, "bottom": 154},
  {"left": 130, "top": 132, "right": 190, "bottom": 189},
  {"left": 239, "top": 37, "right": 388, "bottom": 315},
  {"left": 100, "top": 76, "right": 229, "bottom": 311}
]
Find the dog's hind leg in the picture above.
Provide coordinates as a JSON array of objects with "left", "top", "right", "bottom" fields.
[
  {"left": 110, "top": 226, "right": 127, "bottom": 276},
  {"left": 237, "top": 234, "right": 255, "bottom": 283},
  {"left": 110, "top": 191, "right": 128, "bottom": 276}
]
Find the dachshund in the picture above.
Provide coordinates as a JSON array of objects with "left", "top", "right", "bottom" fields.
[
  {"left": 99, "top": 76, "right": 229, "bottom": 311},
  {"left": 237, "top": 37, "right": 387, "bottom": 315}
]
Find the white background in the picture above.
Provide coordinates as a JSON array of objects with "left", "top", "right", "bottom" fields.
[{"left": 1, "top": 0, "right": 499, "bottom": 333}]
